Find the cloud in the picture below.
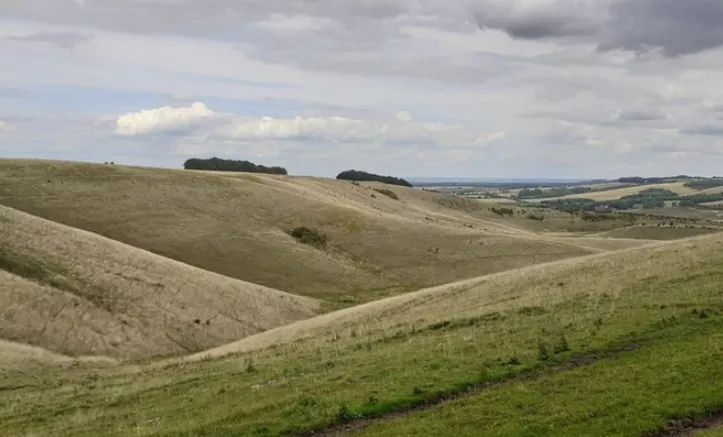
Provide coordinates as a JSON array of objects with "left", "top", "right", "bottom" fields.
[
  {"left": 681, "top": 124, "right": 723, "bottom": 137},
  {"left": 225, "top": 116, "right": 373, "bottom": 142},
  {"left": 396, "top": 110, "right": 413, "bottom": 123},
  {"left": 0, "top": 121, "right": 14, "bottom": 133},
  {"left": 470, "top": 0, "right": 723, "bottom": 57},
  {"left": 471, "top": 0, "right": 605, "bottom": 40},
  {"left": 115, "top": 102, "right": 214, "bottom": 136},
  {"left": 216, "top": 114, "right": 468, "bottom": 147},
  {"left": 613, "top": 108, "right": 667, "bottom": 122},
  {"left": 7, "top": 31, "right": 91, "bottom": 49},
  {"left": 473, "top": 131, "right": 506, "bottom": 146}
]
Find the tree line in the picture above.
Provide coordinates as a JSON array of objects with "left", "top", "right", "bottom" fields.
[
  {"left": 183, "top": 157, "right": 288, "bottom": 175},
  {"left": 182, "top": 159, "right": 412, "bottom": 188},
  {"left": 336, "top": 170, "right": 412, "bottom": 187}
]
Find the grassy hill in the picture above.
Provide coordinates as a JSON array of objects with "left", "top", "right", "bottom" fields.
[
  {"left": 0, "top": 205, "right": 319, "bottom": 360},
  {"left": 2, "top": 233, "right": 723, "bottom": 436},
  {"left": 0, "top": 159, "right": 640, "bottom": 304}
]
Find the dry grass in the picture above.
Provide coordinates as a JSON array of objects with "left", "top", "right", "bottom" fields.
[
  {"left": 0, "top": 205, "right": 319, "bottom": 360},
  {"left": 532, "top": 182, "right": 698, "bottom": 202},
  {"left": 597, "top": 225, "right": 722, "bottom": 240},
  {"left": 0, "top": 159, "right": 630, "bottom": 302},
  {"left": 185, "top": 233, "right": 711, "bottom": 361},
  {"left": 3, "top": 233, "right": 723, "bottom": 437}
]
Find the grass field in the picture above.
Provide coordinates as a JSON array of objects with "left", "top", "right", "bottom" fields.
[
  {"left": 531, "top": 182, "right": 698, "bottom": 202},
  {"left": 0, "top": 159, "right": 643, "bottom": 303},
  {"left": 3, "top": 159, "right": 723, "bottom": 437},
  {"left": 0, "top": 205, "right": 319, "bottom": 360},
  {"left": 2, "top": 233, "right": 723, "bottom": 437}
]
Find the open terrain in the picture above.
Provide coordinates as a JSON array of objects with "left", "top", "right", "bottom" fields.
[
  {"left": 0, "top": 205, "right": 319, "bottom": 360},
  {"left": 2, "top": 159, "right": 723, "bottom": 437},
  {"left": 0, "top": 159, "right": 648, "bottom": 304},
  {"left": 2, "top": 233, "right": 723, "bottom": 437},
  {"left": 530, "top": 182, "right": 698, "bottom": 202}
]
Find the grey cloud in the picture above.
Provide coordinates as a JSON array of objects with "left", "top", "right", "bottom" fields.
[
  {"left": 614, "top": 108, "right": 666, "bottom": 122},
  {"left": 4, "top": 0, "right": 723, "bottom": 58},
  {"left": 471, "top": 1, "right": 604, "bottom": 39},
  {"left": 600, "top": 0, "right": 723, "bottom": 56},
  {"left": 470, "top": 0, "right": 723, "bottom": 57},
  {"left": 7, "top": 32, "right": 91, "bottom": 49},
  {"left": 682, "top": 124, "right": 723, "bottom": 137}
]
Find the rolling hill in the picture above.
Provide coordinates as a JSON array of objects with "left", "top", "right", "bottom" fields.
[
  {"left": 0, "top": 205, "right": 319, "bottom": 360},
  {"left": 0, "top": 159, "right": 638, "bottom": 303},
  {"left": 2, "top": 233, "right": 722, "bottom": 437}
]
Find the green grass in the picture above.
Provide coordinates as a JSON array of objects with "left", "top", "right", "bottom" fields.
[
  {"left": 360, "top": 318, "right": 723, "bottom": 437},
  {"left": 2, "top": 250, "right": 723, "bottom": 437}
]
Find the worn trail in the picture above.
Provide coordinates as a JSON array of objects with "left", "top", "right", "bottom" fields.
[{"left": 302, "top": 344, "right": 641, "bottom": 437}]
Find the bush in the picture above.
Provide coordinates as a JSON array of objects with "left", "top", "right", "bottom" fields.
[
  {"left": 183, "top": 157, "right": 287, "bottom": 175},
  {"left": 336, "top": 170, "right": 412, "bottom": 187},
  {"left": 289, "top": 226, "right": 328, "bottom": 248},
  {"left": 373, "top": 188, "right": 399, "bottom": 200},
  {"left": 490, "top": 207, "right": 514, "bottom": 217}
]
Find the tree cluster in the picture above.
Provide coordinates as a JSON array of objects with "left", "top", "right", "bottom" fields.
[
  {"left": 336, "top": 170, "right": 412, "bottom": 187},
  {"left": 183, "top": 157, "right": 288, "bottom": 175}
]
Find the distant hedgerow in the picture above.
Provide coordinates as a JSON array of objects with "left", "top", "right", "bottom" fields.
[{"left": 289, "top": 226, "right": 328, "bottom": 248}]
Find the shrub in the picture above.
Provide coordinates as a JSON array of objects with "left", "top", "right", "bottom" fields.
[
  {"left": 289, "top": 226, "right": 328, "bottom": 248},
  {"left": 491, "top": 207, "right": 514, "bottom": 217},
  {"left": 374, "top": 188, "right": 399, "bottom": 200},
  {"left": 527, "top": 213, "right": 545, "bottom": 221}
]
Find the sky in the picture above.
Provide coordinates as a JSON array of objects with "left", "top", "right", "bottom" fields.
[{"left": 2, "top": 1, "right": 723, "bottom": 178}]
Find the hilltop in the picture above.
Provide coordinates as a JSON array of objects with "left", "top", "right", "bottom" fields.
[{"left": 0, "top": 159, "right": 649, "bottom": 304}]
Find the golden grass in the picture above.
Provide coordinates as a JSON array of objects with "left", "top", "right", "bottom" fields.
[
  {"left": 185, "top": 233, "right": 706, "bottom": 362},
  {"left": 3, "top": 232, "right": 722, "bottom": 437},
  {"left": 0, "top": 205, "right": 319, "bottom": 360},
  {"left": 0, "top": 159, "right": 630, "bottom": 302},
  {"left": 532, "top": 182, "right": 698, "bottom": 202}
]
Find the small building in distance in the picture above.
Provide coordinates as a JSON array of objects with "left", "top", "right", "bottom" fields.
[{"left": 594, "top": 204, "right": 614, "bottom": 213}]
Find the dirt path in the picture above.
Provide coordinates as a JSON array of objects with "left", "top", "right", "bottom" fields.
[
  {"left": 651, "top": 413, "right": 723, "bottom": 437},
  {"left": 301, "top": 344, "right": 641, "bottom": 437}
]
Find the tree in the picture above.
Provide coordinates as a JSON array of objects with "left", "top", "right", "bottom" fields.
[
  {"left": 336, "top": 170, "right": 412, "bottom": 187},
  {"left": 183, "top": 157, "right": 288, "bottom": 175}
]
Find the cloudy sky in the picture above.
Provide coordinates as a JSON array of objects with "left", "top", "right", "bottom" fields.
[{"left": 2, "top": 0, "right": 723, "bottom": 178}]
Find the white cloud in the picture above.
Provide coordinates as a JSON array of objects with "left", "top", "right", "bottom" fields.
[
  {"left": 227, "top": 116, "right": 371, "bottom": 141},
  {"left": 218, "top": 114, "right": 467, "bottom": 146},
  {"left": 0, "top": 121, "right": 14, "bottom": 133},
  {"left": 473, "top": 131, "right": 506, "bottom": 146},
  {"left": 115, "top": 102, "right": 214, "bottom": 136},
  {"left": 396, "top": 110, "right": 413, "bottom": 123}
]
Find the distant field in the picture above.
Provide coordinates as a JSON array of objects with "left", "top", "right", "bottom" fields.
[
  {"left": 597, "top": 225, "right": 722, "bottom": 240},
  {"left": 627, "top": 207, "right": 723, "bottom": 221},
  {"left": 3, "top": 234, "right": 723, "bottom": 437},
  {"left": 531, "top": 182, "right": 697, "bottom": 202}
]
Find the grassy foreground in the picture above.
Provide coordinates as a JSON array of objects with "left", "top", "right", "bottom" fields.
[
  {"left": 360, "top": 317, "right": 723, "bottom": 437},
  {"left": 1, "top": 235, "right": 723, "bottom": 436}
]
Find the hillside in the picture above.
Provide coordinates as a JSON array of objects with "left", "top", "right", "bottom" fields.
[
  {"left": 0, "top": 159, "right": 638, "bottom": 303},
  {"left": 0, "top": 205, "right": 319, "bottom": 360},
  {"left": 2, "top": 233, "right": 722, "bottom": 437}
]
